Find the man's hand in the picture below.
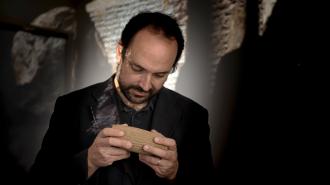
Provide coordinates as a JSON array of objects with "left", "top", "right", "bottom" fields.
[
  {"left": 139, "top": 130, "right": 178, "bottom": 180},
  {"left": 87, "top": 127, "right": 132, "bottom": 178}
]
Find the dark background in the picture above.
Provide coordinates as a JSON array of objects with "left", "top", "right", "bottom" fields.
[
  {"left": 215, "top": 1, "right": 328, "bottom": 183},
  {"left": 1, "top": 0, "right": 327, "bottom": 183}
]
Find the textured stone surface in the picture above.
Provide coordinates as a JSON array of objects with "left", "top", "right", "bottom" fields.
[
  {"left": 9, "top": 6, "right": 76, "bottom": 170},
  {"left": 259, "top": 0, "right": 277, "bottom": 35},
  {"left": 12, "top": 7, "right": 76, "bottom": 85},
  {"left": 210, "top": 0, "right": 277, "bottom": 91},
  {"left": 211, "top": 0, "right": 276, "bottom": 60},
  {"left": 211, "top": 0, "right": 246, "bottom": 60}
]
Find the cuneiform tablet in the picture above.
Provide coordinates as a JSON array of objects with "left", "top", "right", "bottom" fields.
[{"left": 112, "top": 124, "right": 168, "bottom": 154}]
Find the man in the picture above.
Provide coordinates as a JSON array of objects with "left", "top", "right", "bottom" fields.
[{"left": 29, "top": 12, "right": 214, "bottom": 185}]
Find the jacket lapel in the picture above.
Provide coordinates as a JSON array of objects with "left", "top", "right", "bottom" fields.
[
  {"left": 85, "top": 79, "right": 129, "bottom": 185},
  {"left": 151, "top": 88, "right": 182, "bottom": 138},
  {"left": 79, "top": 79, "right": 110, "bottom": 147},
  {"left": 90, "top": 78, "right": 109, "bottom": 120}
]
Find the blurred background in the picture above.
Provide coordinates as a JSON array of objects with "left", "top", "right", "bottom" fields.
[{"left": 0, "top": 0, "right": 327, "bottom": 183}]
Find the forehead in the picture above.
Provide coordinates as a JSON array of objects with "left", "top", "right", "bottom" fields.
[{"left": 126, "top": 28, "right": 178, "bottom": 72}]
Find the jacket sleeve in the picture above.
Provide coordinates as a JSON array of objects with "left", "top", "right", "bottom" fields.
[{"left": 28, "top": 96, "right": 90, "bottom": 185}]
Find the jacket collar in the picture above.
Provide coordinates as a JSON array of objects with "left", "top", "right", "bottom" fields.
[{"left": 91, "top": 77, "right": 112, "bottom": 104}]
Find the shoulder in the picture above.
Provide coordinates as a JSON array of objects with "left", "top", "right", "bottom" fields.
[
  {"left": 56, "top": 80, "right": 108, "bottom": 106},
  {"left": 159, "top": 88, "right": 208, "bottom": 114}
]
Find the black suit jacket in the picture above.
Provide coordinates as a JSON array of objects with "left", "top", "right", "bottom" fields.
[{"left": 29, "top": 79, "right": 214, "bottom": 185}]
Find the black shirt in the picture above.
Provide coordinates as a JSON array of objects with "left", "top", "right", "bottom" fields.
[
  {"left": 113, "top": 91, "right": 158, "bottom": 185},
  {"left": 115, "top": 92, "right": 156, "bottom": 130}
]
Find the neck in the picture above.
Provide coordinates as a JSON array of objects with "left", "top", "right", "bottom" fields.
[{"left": 114, "top": 75, "right": 147, "bottom": 111}]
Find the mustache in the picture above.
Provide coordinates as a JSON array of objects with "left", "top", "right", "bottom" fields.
[{"left": 130, "top": 86, "right": 152, "bottom": 94}]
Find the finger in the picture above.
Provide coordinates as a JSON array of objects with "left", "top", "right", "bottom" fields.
[
  {"left": 139, "top": 154, "right": 160, "bottom": 166},
  {"left": 99, "top": 128, "right": 124, "bottom": 138},
  {"left": 108, "top": 137, "right": 132, "bottom": 150},
  {"left": 151, "top": 130, "right": 176, "bottom": 150},
  {"left": 154, "top": 137, "right": 177, "bottom": 151},
  {"left": 121, "top": 123, "right": 128, "bottom": 126},
  {"left": 143, "top": 145, "right": 170, "bottom": 159},
  {"left": 105, "top": 146, "right": 130, "bottom": 156},
  {"left": 97, "top": 137, "right": 132, "bottom": 149},
  {"left": 139, "top": 154, "right": 177, "bottom": 179},
  {"left": 139, "top": 154, "right": 172, "bottom": 167},
  {"left": 139, "top": 155, "right": 159, "bottom": 175}
]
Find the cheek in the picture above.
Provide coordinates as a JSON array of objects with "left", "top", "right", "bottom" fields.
[
  {"left": 119, "top": 67, "right": 135, "bottom": 84},
  {"left": 120, "top": 75, "right": 136, "bottom": 86}
]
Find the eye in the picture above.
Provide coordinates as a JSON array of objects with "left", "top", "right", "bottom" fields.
[
  {"left": 154, "top": 73, "right": 167, "bottom": 79},
  {"left": 130, "top": 64, "right": 144, "bottom": 72}
]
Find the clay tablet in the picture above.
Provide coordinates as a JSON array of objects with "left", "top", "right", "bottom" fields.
[{"left": 112, "top": 124, "right": 168, "bottom": 154}]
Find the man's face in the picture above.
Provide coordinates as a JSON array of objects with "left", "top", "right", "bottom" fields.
[{"left": 117, "top": 28, "right": 178, "bottom": 104}]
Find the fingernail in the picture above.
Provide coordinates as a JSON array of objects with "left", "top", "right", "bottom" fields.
[
  {"left": 119, "top": 131, "right": 124, "bottom": 136},
  {"left": 143, "top": 145, "right": 149, "bottom": 150},
  {"left": 154, "top": 137, "right": 159, "bottom": 143}
]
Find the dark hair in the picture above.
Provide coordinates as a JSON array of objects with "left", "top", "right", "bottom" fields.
[{"left": 120, "top": 12, "right": 184, "bottom": 72}]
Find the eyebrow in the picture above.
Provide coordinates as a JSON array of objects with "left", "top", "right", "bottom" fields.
[{"left": 129, "top": 60, "right": 171, "bottom": 74}]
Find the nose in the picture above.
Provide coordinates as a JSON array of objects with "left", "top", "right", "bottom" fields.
[{"left": 139, "top": 73, "right": 152, "bottom": 92}]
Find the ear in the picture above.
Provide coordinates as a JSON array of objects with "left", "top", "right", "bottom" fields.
[{"left": 116, "top": 43, "right": 123, "bottom": 64}]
